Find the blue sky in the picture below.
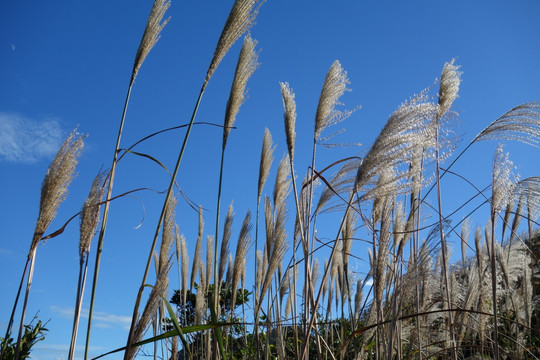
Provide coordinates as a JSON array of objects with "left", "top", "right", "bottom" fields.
[{"left": 1, "top": 1, "right": 540, "bottom": 359}]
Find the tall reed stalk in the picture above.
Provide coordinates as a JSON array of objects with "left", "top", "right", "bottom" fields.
[{"left": 10, "top": 129, "right": 84, "bottom": 360}]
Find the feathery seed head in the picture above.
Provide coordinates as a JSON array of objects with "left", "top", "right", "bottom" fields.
[
  {"left": 460, "top": 218, "right": 471, "bottom": 265},
  {"left": 206, "top": 235, "right": 214, "bottom": 289},
  {"left": 190, "top": 211, "right": 204, "bottom": 291},
  {"left": 132, "top": 0, "right": 171, "bottom": 83},
  {"left": 205, "top": 0, "right": 265, "bottom": 87},
  {"left": 33, "top": 129, "right": 85, "bottom": 252},
  {"left": 160, "top": 193, "right": 177, "bottom": 273},
  {"left": 280, "top": 82, "right": 297, "bottom": 161},
  {"left": 354, "top": 92, "right": 437, "bottom": 196},
  {"left": 127, "top": 259, "right": 170, "bottom": 359},
  {"left": 474, "top": 102, "right": 540, "bottom": 146},
  {"left": 223, "top": 35, "right": 260, "bottom": 148},
  {"left": 258, "top": 128, "right": 276, "bottom": 204},
  {"left": 273, "top": 154, "right": 291, "bottom": 209},
  {"left": 492, "top": 144, "right": 517, "bottom": 217},
  {"left": 438, "top": 59, "right": 461, "bottom": 118},
  {"left": 195, "top": 263, "right": 207, "bottom": 325},
  {"left": 231, "top": 211, "right": 251, "bottom": 310},
  {"left": 178, "top": 232, "right": 189, "bottom": 302},
  {"left": 314, "top": 60, "right": 353, "bottom": 142},
  {"left": 79, "top": 170, "right": 107, "bottom": 259},
  {"left": 219, "top": 203, "right": 234, "bottom": 282}
]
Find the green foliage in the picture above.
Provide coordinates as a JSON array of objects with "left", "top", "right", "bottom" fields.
[{"left": 0, "top": 318, "right": 48, "bottom": 360}]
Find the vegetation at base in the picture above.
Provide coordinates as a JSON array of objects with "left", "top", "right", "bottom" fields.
[{"left": 0, "top": 318, "right": 48, "bottom": 360}]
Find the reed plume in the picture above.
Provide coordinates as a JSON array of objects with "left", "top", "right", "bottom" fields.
[
  {"left": 190, "top": 206, "right": 204, "bottom": 290},
  {"left": 33, "top": 130, "right": 85, "bottom": 249},
  {"left": 223, "top": 35, "right": 260, "bottom": 148},
  {"left": 258, "top": 128, "right": 275, "bottom": 204},
  {"left": 219, "top": 204, "right": 234, "bottom": 283},
  {"left": 280, "top": 82, "right": 297, "bottom": 161},
  {"left": 231, "top": 211, "right": 252, "bottom": 311},
  {"left": 437, "top": 59, "right": 461, "bottom": 118},
  {"left": 125, "top": 261, "right": 171, "bottom": 360},
  {"left": 205, "top": 0, "right": 265, "bottom": 87},
  {"left": 69, "top": 170, "right": 107, "bottom": 360},
  {"left": 474, "top": 101, "right": 540, "bottom": 145},
  {"left": 13, "top": 129, "right": 84, "bottom": 360},
  {"left": 206, "top": 235, "right": 214, "bottom": 294},
  {"left": 178, "top": 232, "right": 189, "bottom": 309},
  {"left": 131, "top": 0, "right": 171, "bottom": 82},
  {"left": 314, "top": 60, "right": 354, "bottom": 142}
]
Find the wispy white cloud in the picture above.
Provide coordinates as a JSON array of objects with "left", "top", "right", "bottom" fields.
[
  {"left": 0, "top": 248, "right": 13, "bottom": 257},
  {"left": 50, "top": 305, "right": 132, "bottom": 330},
  {"left": 0, "top": 112, "right": 63, "bottom": 163},
  {"left": 33, "top": 343, "right": 105, "bottom": 360}
]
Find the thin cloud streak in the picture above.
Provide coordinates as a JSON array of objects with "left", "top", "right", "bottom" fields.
[
  {"left": 50, "top": 305, "right": 131, "bottom": 330},
  {"left": 0, "top": 112, "right": 64, "bottom": 163}
]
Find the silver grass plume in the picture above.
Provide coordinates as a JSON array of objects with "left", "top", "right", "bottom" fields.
[
  {"left": 258, "top": 128, "right": 276, "bottom": 204},
  {"left": 280, "top": 82, "right": 297, "bottom": 160},
  {"left": 279, "top": 267, "right": 291, "bottom": 303},
  {"left": 79, "top": 170, "right": 107, "bottom": 258},
  {"left": 342, "top": 210, "right": 357, "bottom": 270},
  {"left": 460, "top": 218, "right": 471, "bottom": 265},
  {"left": 206, "top": 235, "right": 214, "bottom": 292},
  {"left": 263, "top": 196, "right": 273, "bottom": 272},
  {"left": 258, "top": 207, "right": 288, "bottom": 314},
  {"left": 474, "top": 101, "right": 540, "bottom": 146},
  {"left": 226, "top": 253, "right": 234, "bottom": 285},
  {"left": 190, "top": 206, "right": 204, "bottom": 290},
  {"left": 510, "top": 193, "right": 525, "bottom": 243},
  {"left": 516, "top": 177, "right": 540, "bottom": 227},
  {"left": 179, "top": 233, "right": 189, "bottom": 304},
  {"left": 255, "top": 250, "right": 264, "bottom": 296},
  {"left": 321, "top": 259, "right": 329, "bottom": 300},
  {"left": 492, "top": 144, "right": 517, "bottom": 219},
  {"left": 219, "top": 204, "right": 234, "bottom": 282},
  {"left": 132, "top": 0, "right": 171, "bottom": 83},
  {"left": 205, "top": 0, "right": 265, "bottom": 87},
  {"left": 285, "top": 291, "right": 293, "bottom": 319},
  {"left": 33, "top": 129, "right": 85, "bottom": 252},
  {"left": 126, "top": 260, "right": 170, "bottom": 360},
  {"left": 159, "top": 194, "right": 177, "bottom": 274},
  {"left": 354, "top": 278, "right": 363, "bottom": 319},
  {"left": 437, "top": 59, "right": 461, "bottom": 118},
  {"left": 231, "top": 211, "right": 251, "bottom": 311},
  {"left": 392, "top": 200, "right": 406, "bottom": 251},
  {"left": 311, "top": 258, "right": 320, "bottom": 291},
  {"left": 474, "top": 226, "right": 483, "bottom": 269},
  {"left": 501, "top": 201, "right": 513, "bottom": 242},
  {"left": 195, "top": 263, "right": 206, "bottom": 325},
  {"left": 314, "top": 60, "right": 354, "bottom": 142},
  {"left": 273, "top": 154, "right": 291, "bottom": 209},
  {"left": 354, "top": 91, "right": 437, "bottom": 198},
  {"left": 223, "top": 35, "right": 260, "bottom": 149}
]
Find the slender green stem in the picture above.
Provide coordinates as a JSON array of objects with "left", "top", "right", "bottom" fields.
[
  {"left": 434, "top": 124, "right": 458, "bottom": 360},
  {"left": 85, "top": 83, "right": 133, "bottom": 360},
  {"left": 69, "top": 256, "right": 89, "bottom": 360},
  {"left": 211, "top": 146, "right": 227, "bottom": 359},
  {"left": 490, "top": 212, "right": 500, "bottom": 360},
  {"left": 14, "top": 247, "right": 37, "bottom": 360},
  {"left": 124, "top": 84, "right": 206, "bottom": 359},
  {"left": 1, "top": 259, "right": 29, "bottom": 359}
]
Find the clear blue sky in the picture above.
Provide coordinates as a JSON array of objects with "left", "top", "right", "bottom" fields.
[{"left": 1, "top": 1, "right": 539, "bottom": 359}]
